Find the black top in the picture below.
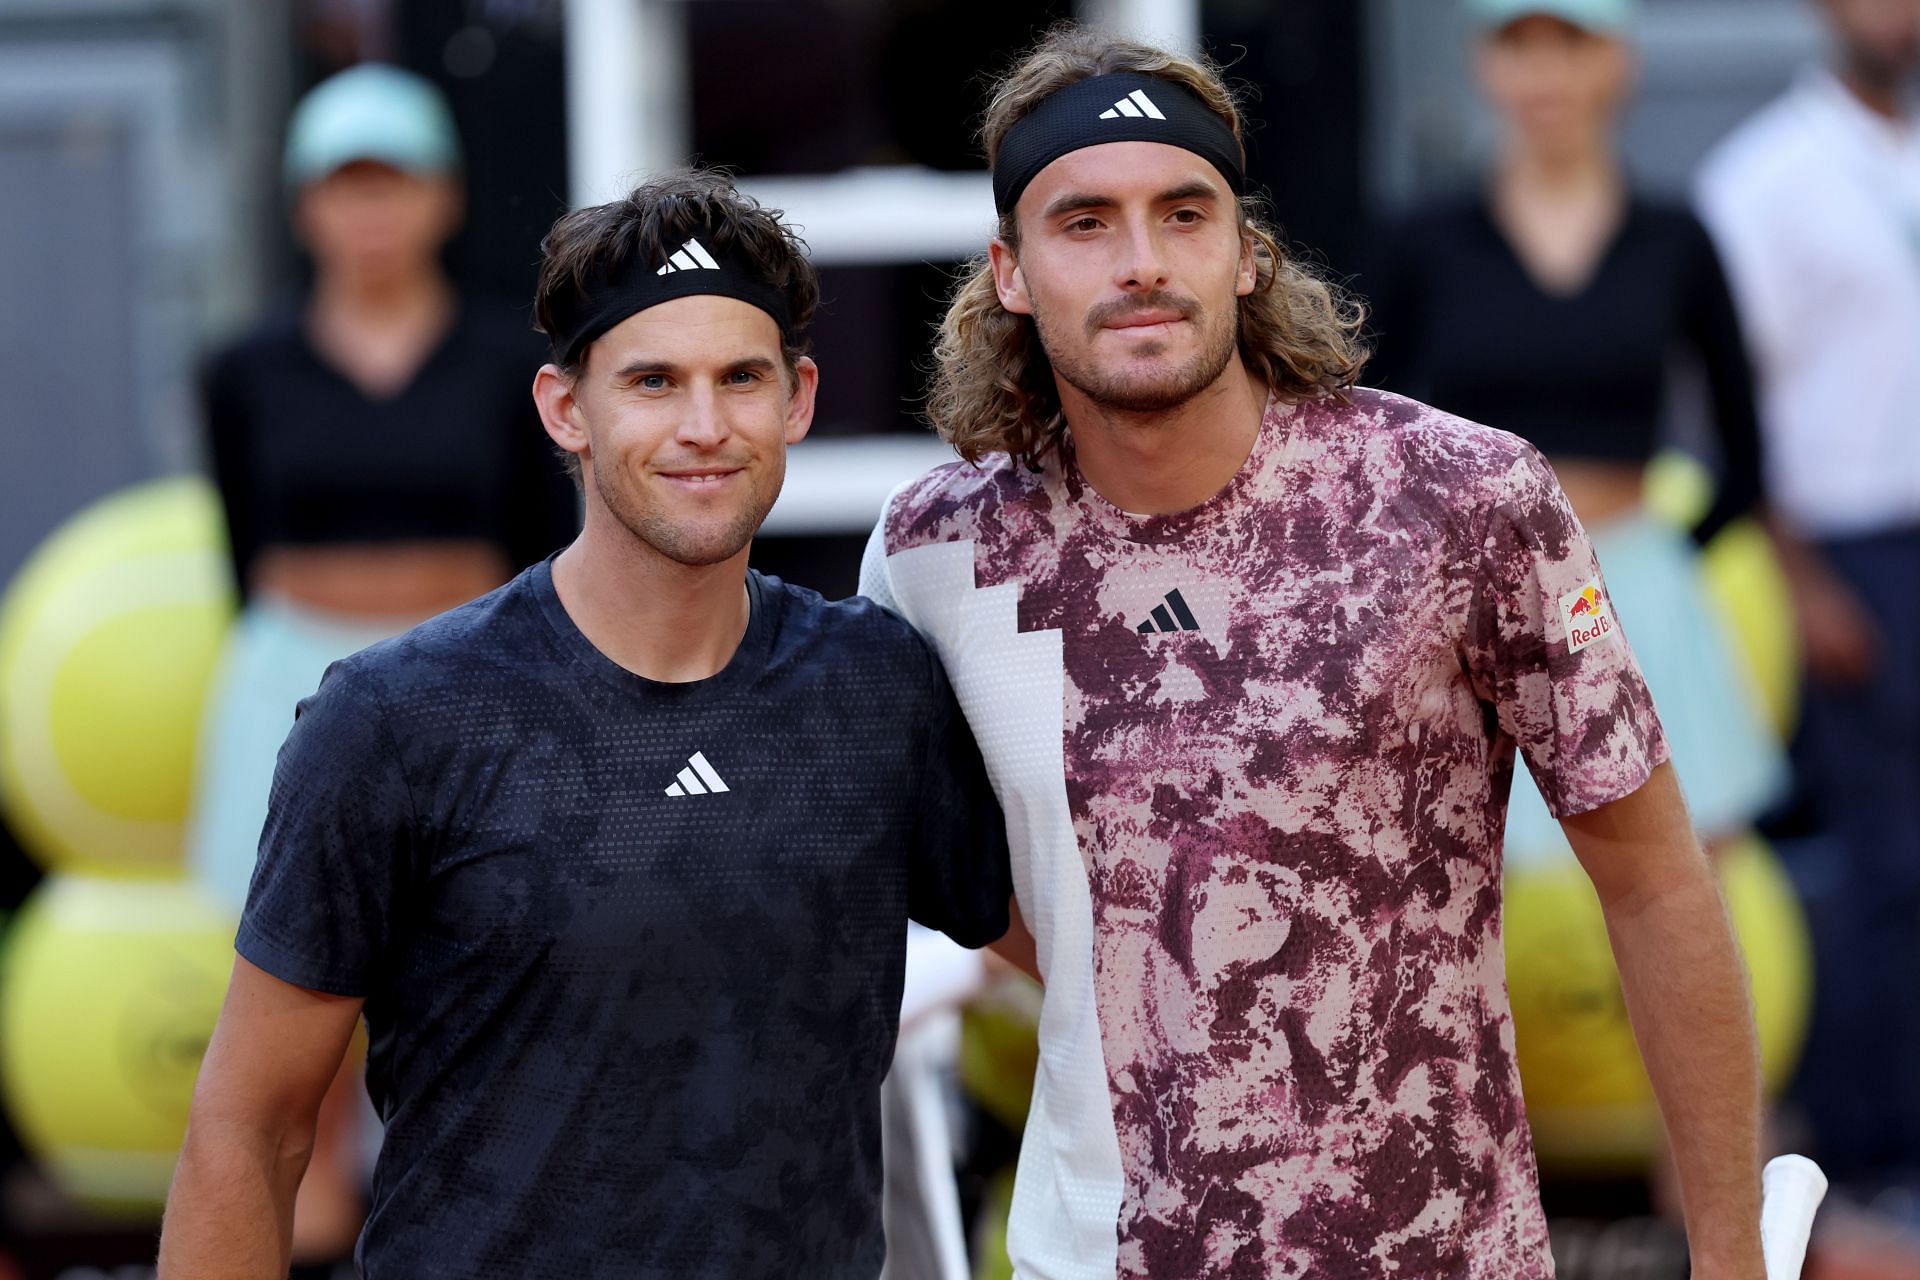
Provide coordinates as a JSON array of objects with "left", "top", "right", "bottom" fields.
[
  {"left": 1362, "top": 196, "right": 1765, "bottom": 543},
  {"left": 203, "top": 300, "right": 580, "bottom": 594},
  {"left": 236, "top": 562, "right": 1012, "bottom": 1279}
]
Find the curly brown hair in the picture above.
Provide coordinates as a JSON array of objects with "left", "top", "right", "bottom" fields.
[{"left": 928, "top": 24, "right": 1369, "bottom": 467}]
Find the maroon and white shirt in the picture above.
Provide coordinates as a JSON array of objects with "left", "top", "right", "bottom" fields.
[{"left": 862, "top": 388, "right": 1668, "bottom": 1279}]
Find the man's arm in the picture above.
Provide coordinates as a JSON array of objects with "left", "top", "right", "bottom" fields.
[
  {"left": 159, "top": 956, "right": 364, "bottom": 1280},
  {"left": 988, "top": 894, "right": 1041, "bottom": 984},
  {"left": 1560, "top": 760, "right": 1763, "bottom": 1279}
]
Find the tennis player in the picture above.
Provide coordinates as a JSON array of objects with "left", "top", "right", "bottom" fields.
[
  {"left": 159, "top": 169, "right": 1012, "bottom": 1280},
  {"left": 864, "top": 25, "right": 1765, "bottom": 1279}
]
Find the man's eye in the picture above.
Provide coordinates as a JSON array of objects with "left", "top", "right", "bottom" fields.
[
  {"left": 1170, "top": 208, "right": 1203, "bottom": 224},
  {"left": 638, "top": 374, "right": 668, "bottom": 391},
  {"left": 1067, "top": 217, "right": 1102, "bottom": 233},
  {"left": 727, "top": 370, "right": 760, "bottom": 386}
]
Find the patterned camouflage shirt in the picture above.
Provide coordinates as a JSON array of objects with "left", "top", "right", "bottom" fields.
[{"left": 862, "top": 388, "right": 1668, "bottom": 1279}]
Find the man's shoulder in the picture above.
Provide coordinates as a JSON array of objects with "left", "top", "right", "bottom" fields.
[
  {"left": 879, "top": 451, "right": 1043, "bottom": 554},
  {"left": 327, "top": 573, "right": 548, "bottom": 706},
  {"left": 1318, "top": 387, "right": 1548, "bottom": 496},
  {"left": 1699, "top": 84, "right": 1826, "bottom": 206},
  {"left": 759, "top": 573, "right": 937, "bottom": 693}
]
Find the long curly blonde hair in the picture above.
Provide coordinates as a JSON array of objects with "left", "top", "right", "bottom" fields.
[{"left": 928, "top": 24, "right": 1368, "bottom": 467}]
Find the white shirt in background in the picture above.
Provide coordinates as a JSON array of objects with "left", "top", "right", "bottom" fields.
[{"left": 1697, "top": 69, "right": 1920, "bottom": 540}]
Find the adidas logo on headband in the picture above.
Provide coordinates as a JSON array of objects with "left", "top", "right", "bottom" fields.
[
  {"left": 1099, "top": 89, "right": 1166, "bottom": 121},
  {"left": 656, "top": 238, "right": 721, "bottom": 275}
]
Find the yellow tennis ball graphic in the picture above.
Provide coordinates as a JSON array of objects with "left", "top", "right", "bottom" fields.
[
  {"left": 1505, "top": 836, "right": 1811, "bottom": 1173},
  {"left": 0, "top": 477, "right": 235, "bottom": 875},
  {"left": 1641, "top": 451, "right": 1798, "bottom": 741},
  {"left": 1698, "top": 519, "right": 1800, "bottom": 742},
  {"left": 0, "top": 874, "right": 237, "bottom": 1213}
]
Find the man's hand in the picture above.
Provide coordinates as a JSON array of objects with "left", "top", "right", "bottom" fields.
[
  {"left": 1561, "top": 762, "right": 1766, "bottom": 1277},
  {"left": 158, "top": 956, "right": 364, "bottom": 1280},
  {"left": 1770, "top": 521, "right": 1879, "bottom": 687}
]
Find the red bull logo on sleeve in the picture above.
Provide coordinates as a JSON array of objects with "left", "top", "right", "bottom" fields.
[{"left": 1559, "top": 582, "right": 1618, "bottom": 655}]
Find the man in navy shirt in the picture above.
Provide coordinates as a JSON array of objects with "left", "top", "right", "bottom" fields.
[{"left": 158, "top": 169, "right": 1012, "bottom": 1280}]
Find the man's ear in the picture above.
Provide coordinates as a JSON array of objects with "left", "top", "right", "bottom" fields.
[
  {"left": 989, "top": 237, "right": 1034, "bottom": 317},
  {"left": 1235, "top": 226, "right": 1258, "bottom": 298},
  {"left": 533, "top": 363, "right": 589, "bottom": 469},
  {"left": 783, "top": 356, "right": 819, "bottom": 446}
]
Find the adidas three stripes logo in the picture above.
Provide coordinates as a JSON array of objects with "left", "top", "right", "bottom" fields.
[
  {"left": 656, "top": 238, "right": 721, "bottom": 275},
  {"left": 1136, "top": 589, "right": 1201, "bottom": 634},
  {"left": 664, "top": 751, "right": 729, "bottom": 797},
  {"left": 1099, "top": 89, "right": 1166, "bottom": 121}
]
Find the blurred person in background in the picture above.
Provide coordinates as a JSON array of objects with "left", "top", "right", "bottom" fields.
[
  {"left": 187, "top": 63, "right": 577, "bottom": 1271},
  {"left": 1365, "top": 0, "right": 1787, "bottom": 883},
  {"left": 1697, "top": 0, "right": 1920, "bottom": 1207},
  {"left": 866, "top": 24, "right": 1765, "bottom": 1278}
]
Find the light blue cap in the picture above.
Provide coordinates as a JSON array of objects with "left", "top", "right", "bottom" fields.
[
  {"left": 1466, "top": 0, "right": 1637, "bottom": 33},
  {"left": 283, "top": 64, "right": 461, "bottom": 188}
]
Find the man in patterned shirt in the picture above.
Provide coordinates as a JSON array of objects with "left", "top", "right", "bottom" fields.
[{"left": 862, "top": 24, "right": 1765, "bottom": 1280}]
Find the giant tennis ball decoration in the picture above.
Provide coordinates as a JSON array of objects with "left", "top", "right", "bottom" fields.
[
  {"left": 1505, "top": 836, "right": 1812, "bottom": 1172},
  {"left": 1641, "top": 451, "right": 1798, "bottom": 740},
  {"left": 1697, "top": 520, "right": 1799, "bottom": 741},
  {"left": 0, "top": 477, "right": 235, "bottom": 875},
  {"left": 0, "top": 874, "right": 236, "bottom": 1213}
]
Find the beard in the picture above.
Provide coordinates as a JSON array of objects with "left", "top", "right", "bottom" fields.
[
  {"left": 1034, "top": 289, "right": 1240, "bottom": 415},
  {"left": 592, "top": 452, "right": 785, "bottom": 568}
]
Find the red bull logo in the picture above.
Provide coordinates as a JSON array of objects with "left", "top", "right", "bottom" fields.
[{"left": 1559, "top": 583, "right": 1616, "bottom": 654}]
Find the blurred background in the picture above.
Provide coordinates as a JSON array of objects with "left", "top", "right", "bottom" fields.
[{"left": 0, "top": 0, "right": 1914, "bottom": 1277}]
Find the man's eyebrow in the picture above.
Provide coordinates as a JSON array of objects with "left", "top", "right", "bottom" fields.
[
  {"left": 609, "top": 359, "right": 679, "bottom": 380},
  {"left": 1040, "top": 179, "right": 1224, "bottom": 221},
  {"left": 1157, "top": 179, "right": 1222, "bottom": 204},
  {"left": 1040, "top": 190, "right": 1117, "bottom": 220}
]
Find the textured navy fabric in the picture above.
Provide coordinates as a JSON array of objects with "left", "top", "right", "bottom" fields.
[{"left": 236, "top": 559, "right": 1011, "bottom": 1279}]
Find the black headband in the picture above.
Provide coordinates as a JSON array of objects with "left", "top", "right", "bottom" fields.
[
  {"left": 548, "top": 232, "right": 797, "bottom": 368},
  {"left": 991, "top": 72, "right": 1246, "bottom": 215}
]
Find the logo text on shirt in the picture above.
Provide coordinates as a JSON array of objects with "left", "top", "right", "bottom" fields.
[{"left": 1560, "top": 582, "right": 1618, "bottom": 655}]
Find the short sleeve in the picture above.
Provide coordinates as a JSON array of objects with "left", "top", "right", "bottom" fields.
[
  {"left": 908, "top": 641, "right": 1012, "bottom": 949},
  {"left": 858, "top": 502, "right": 901, "bottom": 613},
  {"left": 1462, "top": 447, "right": 1669, "bottom": 820},
  {"left": 235, "top": 662, "right": 416, "bottom": 996}
]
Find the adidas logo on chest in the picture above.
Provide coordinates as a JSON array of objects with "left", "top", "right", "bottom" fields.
[
  {"left": 663, "top": 750, "right": 729, "bottom": 797},
  {"left": 1135, "top": 587, "right": 1202, "bottom": 635}
]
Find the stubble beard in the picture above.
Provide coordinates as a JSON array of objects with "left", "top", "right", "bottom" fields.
[
  {"left": 1036, "top": 293, "right": 1240, "bottom": 416},
  {"left": 591, "top": 453, "right": 785, "bottom": 568}
]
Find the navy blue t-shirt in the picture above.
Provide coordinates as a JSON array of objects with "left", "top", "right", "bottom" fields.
[{"left": 236, "top": 561, "right": 1011, "bottom": 1279}]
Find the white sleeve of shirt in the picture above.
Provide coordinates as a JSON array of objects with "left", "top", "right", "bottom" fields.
[{"left": 858, "top": 485, "right": 907, "bottom": 614}]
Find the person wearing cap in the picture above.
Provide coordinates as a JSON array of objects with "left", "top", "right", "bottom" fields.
[
  {"left": 158, "top": 168, "right": 1012, "bottom": 1279},
  {"left": 862, "top": 22, "right": 1765, "bottom": 1278},
  {"left": 184, "top": 62, "right": 581, "bottom": 1271},
  {"left": 1364, "top": 1, "right": 1787, "bottom": 885},
  {"left": 1698, "top": 0, "right": 1920, "bottom": 1203}
]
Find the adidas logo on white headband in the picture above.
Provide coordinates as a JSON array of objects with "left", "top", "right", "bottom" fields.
[
  {"left": 656, "top": 238, "right": 721, "bottom": 275},
  {"left": 1099, "top": 89, "right": 1166, "bottom": 120}
]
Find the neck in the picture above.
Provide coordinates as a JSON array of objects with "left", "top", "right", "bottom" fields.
[
  {"left": 1495, "top": 138, "right": 1620, "bottom": 197},
  {"left": 310, "top": 263, "right": 453, "bottom": 327},
  {"left": 1059, "top": 359, "right": 1267, "bottom": 515},
  {"left": 1835, "top": 57, "right": 1909, "bottom": 122},
  {"left": 549, "top": 498, "right": 752, "bottom": 684}
]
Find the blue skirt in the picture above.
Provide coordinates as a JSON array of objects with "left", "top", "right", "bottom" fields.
[
  {"left": 1504, "top": 512, "right": 1788, "bottom": 869},
  {"left": 185, "top": 597, "right": 411, "bottom": 911}
]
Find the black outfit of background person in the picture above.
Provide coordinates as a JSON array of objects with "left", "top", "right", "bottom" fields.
[
  {"left": 204, "top": 298, "right": 579, "bottom": 597},
  {"left": 1363, "top": 195, "right": 1765, "bottom": 544}
]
